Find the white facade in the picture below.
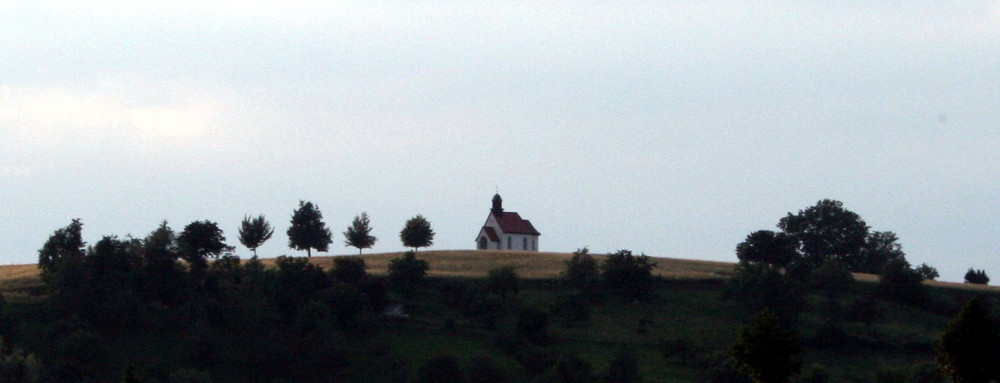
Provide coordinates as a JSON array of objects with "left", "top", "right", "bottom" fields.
[{"left": 475, "top": 194, "right": 540, "bottom": 251}]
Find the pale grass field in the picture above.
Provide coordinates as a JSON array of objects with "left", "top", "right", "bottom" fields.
[{"left": 1, "top": 251, "right": 997, "bottom": 292}]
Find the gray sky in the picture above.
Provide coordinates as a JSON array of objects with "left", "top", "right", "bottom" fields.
[{"left": 2, "top": 2, "right": 998, "bottom": 282}]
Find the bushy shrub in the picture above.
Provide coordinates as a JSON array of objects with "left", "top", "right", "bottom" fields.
[
  {"left": 332, "top": 256, "right": 367, "bottom": 285},
  {"left": 723, "top": 262, "right": 804, "bottom": 321},
  {"left": 552, "top": 294, "right": 591, "bottom": 327},
  {"left": 564, "top": 248, "right": 602, "bottom": 295},
  {"left": 388, "top": 251, "right": 429, "bottom": 290},
  {"left": 601, "top": 250, "right": 656, "bottom": 301},
  {"left": 879, "top": 259, "right": 926, "bottom": 305},
  {"left": 964, "top": 268, "right": 990, "bottom": 285}
]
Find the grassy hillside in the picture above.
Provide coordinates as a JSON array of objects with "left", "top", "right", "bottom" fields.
[{"left": 2, "top": 250, "right": 998, "bottom": 382}]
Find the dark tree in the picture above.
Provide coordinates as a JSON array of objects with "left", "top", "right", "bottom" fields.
[
  {"left": 400, "top": 214, "right": 435, "bottom": 251},
  {"left": 143, "top": 220, "right": 178, "bottom": 265},
  {"left": 239, "top": 215, "right": 274, "bottom": 256},
  {"left": 777, "top": 199, "right": 870, "bottom": 271},
  {"left": 388, "top": 251, "right": 429, "bottom": 289},
  {"left": 858, "top": 231, "right": 906, "bottom": 274},
  {"left": 562, "top": 247, "right": 601, "bottom": 298},
  {"left": 937, "top": 299, "right": 1000, "bottom": 383},
  {"left": 344, "top": 212, "right": 377, "bottom": 255},
  {"left": 287, "top": 201, "right": 333, "bottom": 257},
  {"left": 964, "top": 268, "right": 990, "bottom": 285},
  {"left": 38, "top": 219, "right": 86, "bottom": 283},
  {"left": 486, "top": 266, "right": 520, "bottom": 303},
  {"left": 601, "top": 250, "right": 656, "bottom": 301},
  {"left": 178, "top": 220, "right": 233, "bottom": 275},
  {"left": 331, "top": 256, "right": 367, "bottom": 285},
  {"left": 735, "top": 230, "right": 799, "bottom": 270},
  {"left": 878, "top": 259, "right": 926, "bottom": 305},
  {"left": 731, "top": 310, "right": 802, "bottom": 383},
  {"left": 916, "top": 263, "right": 940, "bottom": 281}
]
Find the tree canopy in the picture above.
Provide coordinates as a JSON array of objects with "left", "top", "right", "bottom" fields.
[
  {"left": 287, "top": 201, "right": 333, "bottom": 257},
  {"left": 731, "top": 309, "right": 802, "bottom": 383},
  {"left": 735, "top": 230, "right": 799, "bottom": 270},
  {"left": 38, "top": 219, "right": 86, "bottom": 283},
  {"left": 238, "top": 215, "right": 274, "bottom": 256},
  {"left": 177, "top": 220, "right": 232, "bottom": 274},
  {"left": 777, "top": 199, "right": 870, "bottom": 270},
  {"left": 400, "top": 215, "right": 434, "bottom": 251},
  {"left": 344, "top": 212, "right": 377, "bottom": 255},
  {"left": 937, "top": 299, "right": 1000, "bottom": 383}
]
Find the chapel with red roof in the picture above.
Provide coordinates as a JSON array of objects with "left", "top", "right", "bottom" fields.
[{"left": 476, "top": 194, "right": 541, "bottom": 251}]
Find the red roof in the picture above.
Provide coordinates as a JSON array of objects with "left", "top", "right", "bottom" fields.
[
  {"left": 494, "top": 212, "right": 540, "bottom": 236},
  {"left": 482, "top": 226, "right": 500, "bottom": 241}
]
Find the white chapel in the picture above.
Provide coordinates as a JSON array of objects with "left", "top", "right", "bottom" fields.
[{"left": 475, "top": 194, "right": 541, "bottom": 251}]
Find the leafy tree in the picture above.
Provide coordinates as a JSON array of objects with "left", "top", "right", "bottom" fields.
[
  {"left": 604, "top": 348, "right": 642, "bottom": 383},
  {"left": 735, "top": 230, "right": 799, "bottom": 270},
  {"left": 287, "top": 201, "right": 333, "bottom": 257},
  {"left": 916, "top": 263, "right": 940, "bottom": 281},
  {"left": 143, "top": 220, "right": 178, "bottom": 265},
  {"left": 937, "top": 299, "right": 1000, "bottom": 383},
  {"left": 731, "top": 310, "right": 802, "bottom": 383},
  {"left": 564, "top": 247, "right": 603, "bottom": 300},
  {"left": 388, "top": 251, "right": 429, "bottom": 290},
  {"left": 331, "top": 256, "right": 367, "bottom": 285},
  {"left": 238, "top": 215, "right": 274, "bottom": 256},
  {"left": 859, "top": 231, "right": 906, "bottom": 274},
  {"left": 400, "top": 214, "right": 435, "bottom": 251},
  {"left": 879, "top": 259, "right": 926, "bottom": 305},
  {"left": 601, "top": 250, "right": 656, "bottom": 301},
  {"left": 486, "top": 266, "right": 520, "bottom": 303},
  {"left": 964, "top": 268, "right": 990, "bottom": 285},
  {"left": 38, "top": 219, "right": 86, "bottom": 283},
  {"left": 178, "top": 220, "right": 232, "bottom": 275},
  {"left": 777, "top": 199, "right": 870, "bottom": 271},
  {"left": 344, "top": 212, "right": 377, "bottom": 255}
]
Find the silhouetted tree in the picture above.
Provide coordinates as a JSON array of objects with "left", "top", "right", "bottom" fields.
[
  {"left": 143, "top": 220, "right": 178, "bottom": 265},
  {"left": 344, "top": 212, "right": 377, "bottom": 255},
  {"left": 178, "top": 220, "right": 232, "bottom": 276},
  {"left": 859, "top": 231, "right": 906, "bottom": 274},
  {"left": 736, "top": 230, "right": 799, "bottom": 270},
  {"left": 916, "top": 263, "right": 940, "bottom": 281},
  {"left": 809, "top": 259, "right": 854, "bottom": 311},
  {"left": 937, "top": 299, "right": 1000, "bottom": 383},
  {"left": 601, "top": 250, "right": 656, "bottom": 301},
  {"left": 331, "top": 257, "right": 367, "bottom": 285},
  {"left": 964, "top": 268, "right": 990, "bottom": 285},
  {"left": 778, "top": 199, "right": 869, "bottom": 271},
  {"left": 388, "top": 251, "right": 428, "bottom": 291},
  {"left": 878, "top": 259, "right": 925, "bottom": 305},
  {"left": 400, "top": 215, "right": 435, "bottom": 251},
  {"left": 287, "top": 201, "right": 332, "bottom": 257},
  {"left": 239, "top": 215, "right": 274, "bottom": 256},
  {"left": 731, "top": 310, "right": 802, "bottom": 383},
  {"left": 38, "top": 219, "right": 86, "bottom": 284}
]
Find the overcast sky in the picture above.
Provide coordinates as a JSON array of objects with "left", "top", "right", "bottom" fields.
[{"left": 2, "top": 2, "right": 998, "bottom": 282}]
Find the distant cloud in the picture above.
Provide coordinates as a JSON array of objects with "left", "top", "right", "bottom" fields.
[{"left": 0, "top": 84, "right": 216, "bottom": 144}]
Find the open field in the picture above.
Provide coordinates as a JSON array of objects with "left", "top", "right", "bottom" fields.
[{"left": 3, "top": 249, "right": 999, "bottom": 292}]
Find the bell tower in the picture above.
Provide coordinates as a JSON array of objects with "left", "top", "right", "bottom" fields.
[{"left": 491, "top": 193, "right": 503, "bottom": 215}]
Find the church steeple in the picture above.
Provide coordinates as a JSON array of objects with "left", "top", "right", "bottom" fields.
[{"left": 491, "top": 193, "right": 503, "bottom": 215}]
